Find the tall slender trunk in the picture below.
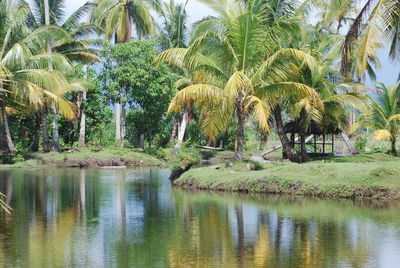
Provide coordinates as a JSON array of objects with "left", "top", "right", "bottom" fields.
[
  {"left": 177, "top": 110, "right": 189, "bottom": 143},
  {"left": 78, "top": 91, "right": 87, "bottom": 147},
  {"left": 44, "top": 0, "right": 61, "bottom": 152},
  {"left": 124, "top": 9, "right": 132, "bottom": 43},
  {"left": 391, "top": 137, "right": 397, "bottom": 155},
  {"left": 121, "top": 101, "right": 126, "bottom": 140},
  {"left": 30, "top": 113, "right": 42, "bottom": 152},
  {"left": 78, "top": 65, "right": 88, "bottom": 148},
  {"left": 42, "top": 108, "right": 50, "bottom": 152},
  {"left": 234, "top": 92, "right": 245, "bottom": 161},
  {"left": 115, "top": 101, "right": 121, "bottom": 141},
  {"left": 0, "top": 96, "right": 14, "bottom": 153},
  {"left": 51, "top": 102, "right": 61, "bottom": 152},
  {"left": 273, "top": 105, "right": 302, "bottom": 163},
  {"left": 299, "top": 131, "right": 310, "bottom": 162}
]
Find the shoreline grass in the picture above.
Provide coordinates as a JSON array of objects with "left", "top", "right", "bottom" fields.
[
  {"left": 0, "top": 148, "right": 164, "bottom": 168},
  {"left": 174, "top": 153, "right": 400, "bottom": 200}
]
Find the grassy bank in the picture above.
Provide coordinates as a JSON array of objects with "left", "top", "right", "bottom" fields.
[
  {"left": 174, "top": 153, "right": 400, "bottom": 200},
  {"left": 1, "top": 148, "right": 164, "bottom": 168}
]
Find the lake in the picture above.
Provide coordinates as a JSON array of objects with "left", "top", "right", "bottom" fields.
[{"left": 0, "top": 168, "right": 400, "bottom": 267}]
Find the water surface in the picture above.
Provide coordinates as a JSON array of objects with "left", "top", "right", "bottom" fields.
[{"left": 1, "top": 168, "right": 400, "bottom": 268}]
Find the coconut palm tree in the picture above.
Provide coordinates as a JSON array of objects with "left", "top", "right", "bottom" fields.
[
  {"left": 285, "top": 25, "right": 368, "bottom": 159},
  {"left": 341, "top": 0, "right": 400, "bottom": 78},
  {"left": 351, "top": 83, "right": 400, "bottom": 155},
  {"left": 92, "top": 0, "right": 157, "bottom": 142},
  {"left": 157, "top": 0, "right": 191, "bottom": 146},
  {"left": 155, "top": 0, "right": 321, "bottom": 161},
  {"left": 157, "top": 0, "right": 188, "bottom": 50},
  {"left": 0, "top": 0, "right": 76, "bottom": 153},
  {"left": 28, "top": 0, "right": 100, "bottom": 151}
]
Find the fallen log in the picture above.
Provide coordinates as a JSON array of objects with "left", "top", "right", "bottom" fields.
[{"left": 196, "top": 145, "right": 224, "bottom": 151}]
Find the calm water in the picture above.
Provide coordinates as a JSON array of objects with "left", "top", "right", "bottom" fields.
[{"left": 1, "top": 169, "right": 400, "bottom": 268}]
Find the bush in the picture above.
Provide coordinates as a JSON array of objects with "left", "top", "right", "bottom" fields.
[
  {"left": 355, "top": 137, "right": 368, "bottom": 152},
  {"left": 144, "top": 148, "right": 168, "bottom": 160},
  {"left": 171, "top": 144, "right": 201, "bottom": 169},
  {"left": 11, "top": 154, "right": 25, "bottom": 163}
]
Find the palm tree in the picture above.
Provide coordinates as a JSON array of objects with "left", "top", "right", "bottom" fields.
[
  {"left": 0, "top": 0, "right": 76, "bottom": 153},
  {"left": 157, "top": 0, "right": 190, "bottom": 146},
  {"left": 155, "top": 0, "right": 320, "bottom": 161},
  {"left": 286, "top": 25, "right": 367, "bottom": 159},
  {"left": 351, "top": 83, "right": 400, "bottom": 155},
  {"left": 341, "top": 0, "right": 400, "bottom": 78},
  {"left": 29, "top": 0, "right": 100, "bottom": 151},
  {"left": 157, "top": 0, "right": 188, "bottom": 50},
  {"left": 92, "top": 0, "right": 157, "bottom": 142}
]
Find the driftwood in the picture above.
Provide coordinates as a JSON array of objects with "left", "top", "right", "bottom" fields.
[
  {"left": 260, "top": 135, "right": 314, "bottom": 157},
  {"left": 196, "top": 145, "right": 224, "bottom": 151}
]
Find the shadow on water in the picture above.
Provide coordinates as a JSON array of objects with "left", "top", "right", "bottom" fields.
[{"left": 0, "top": 168, "right": 400, "bottom": 268}]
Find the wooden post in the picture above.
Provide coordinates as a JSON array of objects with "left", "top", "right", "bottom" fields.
[
  {"left": 332, "top": 134, "right": 335, "bottom": 154},
  {"left": 322, "top": 134, "right": 325, "bottom": 154},
  {"left": 314, "top": 135, "right": 317, "bottom": 154}
]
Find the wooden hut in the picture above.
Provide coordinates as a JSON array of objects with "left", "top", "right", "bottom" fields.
[{"left": 283, "top": 120, "right": 341, "bottom": 158}]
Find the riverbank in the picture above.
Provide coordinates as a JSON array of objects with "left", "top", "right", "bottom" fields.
[
  {"left": 174, "top": 153, "right": 400, "bottom": 200},
  {"left": 1, "top": 149, "right": 164, "bottom": 168}
]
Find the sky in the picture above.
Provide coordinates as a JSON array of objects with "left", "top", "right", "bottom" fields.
[{"left": 27, "top": 0, "right": 398, "bottom": 87}]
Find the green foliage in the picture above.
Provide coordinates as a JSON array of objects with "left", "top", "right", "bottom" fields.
[
  {"left": 171, "top": 144, "right": 201, "bottom": 169},
  {"left": 101, "top": 40, "right": 178, "bottom": 146},
  {"left": 351, "top": 83, "right": 400, "bottom": 154},
  {"left": 355, "top": 137, "right": 368, "bottom": 152},
  {"left": 144, "top": 148, "right": 169, "bottom": 160}
]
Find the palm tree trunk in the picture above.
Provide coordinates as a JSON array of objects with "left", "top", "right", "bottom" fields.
[
  {"left": 42, "top": 108, "right": 50, "bottom": 152},
  {"left": 273, "top": 105, "right": 302, "bottom": 163},
  {"left": 341, "top": 132, "right": 359, "bottom": 155},
  {"left": 176, "top": 110, "right": 190, "bottom": 148},
  {"left": 51, "top": 102, "right": 61, "bottom": 152},
  {"left": 78, "top": 65, "right": 88, "bottom": 148},
  {"left": 300, "top": 131, "right": 310, "bottom": 162},
  {"left": 124, "top": 8, "right": 132, "bottom": 43},
  {"left": 391, "top": 137, "right": 397, "bottom": 155},
  {"left": 115, "top": 101, "right": 121, "bottom": 141},
  {"left": 44, "top": 0, "right": 61, "bottom": 152},
  {"left": 0, "top": 96, "right": 14, "bottom": 153},
  {"left": 234, "top": 93, "right": 245, "bottom": 161},
  {"left": 121, "top": 101, "right": 126, "bottom": 140},
  {"left": 78, "top": 91, "right": 87, "bottom": 147},
  {"left": 30, "top": 113, "right": 42, "bottom": 152}
]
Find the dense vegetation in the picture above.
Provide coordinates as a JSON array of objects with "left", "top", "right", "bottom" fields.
[{"left": 0, "top": 0, "right": 399, "bottom": 167}]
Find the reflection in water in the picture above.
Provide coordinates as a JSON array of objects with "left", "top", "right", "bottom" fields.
[{"left": 0, "top": 168, "right": 400, "bottom": 267}]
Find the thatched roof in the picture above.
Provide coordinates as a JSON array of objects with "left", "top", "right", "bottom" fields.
[{"left": 284, "top": 121, "right": 341, "bottom": 135}]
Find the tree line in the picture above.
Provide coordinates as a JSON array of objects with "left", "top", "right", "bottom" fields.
[{"left": 0, "top": 0, "right": 400, "bottom": 163}]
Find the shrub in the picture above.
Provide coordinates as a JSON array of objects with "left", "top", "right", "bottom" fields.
[{"left": 355, "top": 137, "right": 368, "bottom": 152}]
